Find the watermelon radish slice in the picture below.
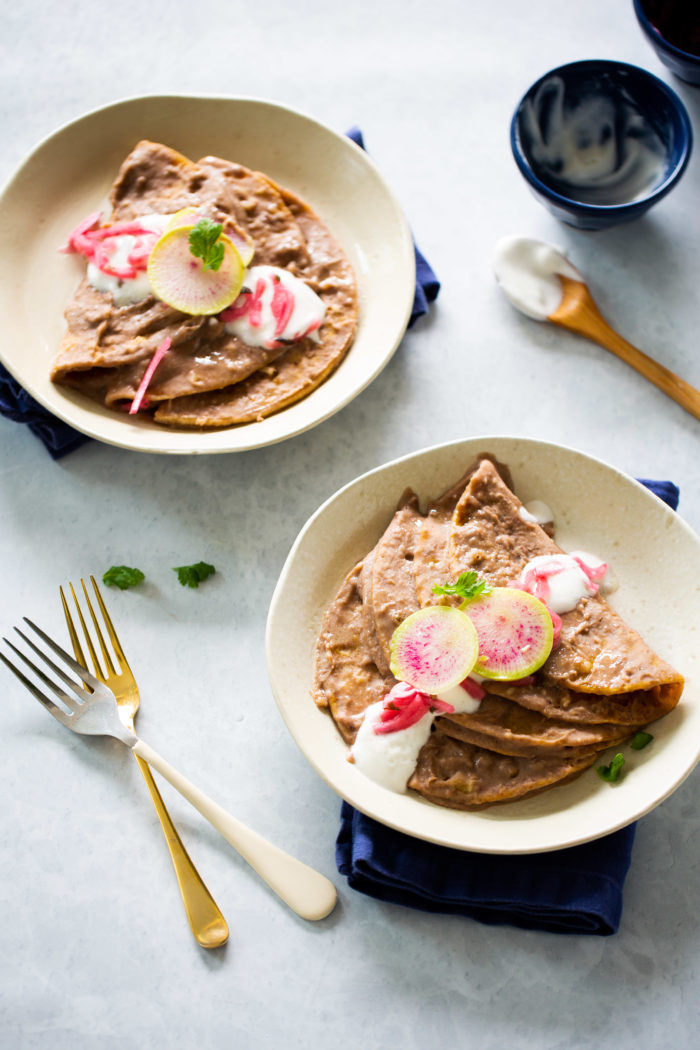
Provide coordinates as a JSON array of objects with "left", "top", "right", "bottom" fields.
[
  {"left": 147, "top": 225, "right": 245, "bottom": 315},
  {"left": 390, "top": 606, "right": 479, "bottom": 694},
  {"left": 466, "top": 587, "right": 553, "bottom": 680}
]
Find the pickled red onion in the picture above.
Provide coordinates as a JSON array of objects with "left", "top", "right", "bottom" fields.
[
  {"left": 460, "top": 676, "right": 486, "bottom": 700},
  {"left": 373, "top": 682, "right": 455, "bottom": 735},
  {"left": 128, "top": 337, "right": 171, "bottom": 415},
  {"left": 573, "top": 555, "right": 607, "bottom": 584},
  {"left": 61, "top": 214, "right": 163, "bottom": 280},
  {"left": 271, "top": 278, "right": 295, "bottom": 336},
  {"left": 247, "top": 278, "right": 266, "bottom": 328}
]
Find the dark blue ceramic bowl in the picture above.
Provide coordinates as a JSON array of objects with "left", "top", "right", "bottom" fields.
[
  {"left": 510, "top": 59, "right": 692, "bottom": 230},
  {"left": 633, "top": 0, "right": 700, "bottom": 86}
]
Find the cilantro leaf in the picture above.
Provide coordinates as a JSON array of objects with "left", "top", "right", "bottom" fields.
[
  {"left": 173, "top": 561, "right": 216, "bottom": 588},
  {"left": 630, "top": 731, "right": 653, "bottom": 751},
  {"left": 596, "top": 753, "right": 625, "bottom": 783},
  {"left": 188, "top": 219, "right": 225, "bottom": 272},
  {"left": 432, "top": 571, "right": 492, "bottom": 608},
  {"left": 102, "top": 566, "right": 145, "bottom": 590}
]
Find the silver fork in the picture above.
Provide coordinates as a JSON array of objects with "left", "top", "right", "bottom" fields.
[
  {"left": 61, "top": 578, "right": 229, "bottom": 950},
  {"left": 1, "top": 617, "right": 337, "bottom": 922}
]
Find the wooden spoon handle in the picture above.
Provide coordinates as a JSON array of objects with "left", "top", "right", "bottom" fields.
[{"left": 550, "top": 277, "right": 700, "bottom": 422}]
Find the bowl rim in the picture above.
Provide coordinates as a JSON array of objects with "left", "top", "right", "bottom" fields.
[
  {"left": 633, "top": 0, "right": 700, "bottom": 65},
  {"left": 510, "top": 57, "right": 693, "bottom": 217}
]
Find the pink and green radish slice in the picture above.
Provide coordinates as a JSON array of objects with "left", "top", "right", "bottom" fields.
[
  {"left": 147, "top": 225, "right": 245, "bottom": 315},
  {"left": 390, "top": 606, "right": 479, "bottom": 694},
  {"left": 466, "top": 587, "right": 553, "bottom": 680}
]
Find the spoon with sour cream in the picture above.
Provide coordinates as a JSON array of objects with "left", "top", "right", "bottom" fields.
[{"left": 493, "top": 236, "right": 700, "bottom": 422}]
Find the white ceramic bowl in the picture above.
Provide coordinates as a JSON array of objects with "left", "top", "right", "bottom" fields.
[
  {"left": 0, "top": 95, "right": 415, "bottom": 454},
  {"left": 266, "top": 436, "right": 700, "bottom": 853}
]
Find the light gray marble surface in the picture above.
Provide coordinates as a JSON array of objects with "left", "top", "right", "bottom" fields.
[{"left": 1, "top": 2, "right": 699, "bottom": 1048}]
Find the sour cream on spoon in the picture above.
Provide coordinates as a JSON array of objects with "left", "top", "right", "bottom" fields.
[
  {"left": 492, "top": 235, "right": 700, "bottom": 421},
  {"left": 492, "top": 236, "right": 582, "bottom": 320}
]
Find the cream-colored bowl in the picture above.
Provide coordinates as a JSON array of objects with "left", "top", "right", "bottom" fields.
[
  {"left": 266, "top": 436, "right": 700, "bottom": 853},
  {"left": 0, "top": 95, "right": 415, "bottom": 454}
]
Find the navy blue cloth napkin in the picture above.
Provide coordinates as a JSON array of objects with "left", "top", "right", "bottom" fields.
[
  {"left": 0, "top": 365, "right": 90, "bottom": 460},
  {"left": 0, "top": 127, "right": 438, "bottom": 459},
  {"left": 337, "top": 479, "right": 679, "bottom": 936}
]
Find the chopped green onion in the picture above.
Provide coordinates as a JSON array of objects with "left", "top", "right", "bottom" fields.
[{"left": 596, "top": 753, "right": 625, "bottom": 783}]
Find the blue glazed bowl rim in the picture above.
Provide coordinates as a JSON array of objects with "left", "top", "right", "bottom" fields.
[
  {"left": 510, "top": 58, "right": 693, "bottom": 217},
  {"left": 633, "top": 0, "right": 700, "bottom": 65}
]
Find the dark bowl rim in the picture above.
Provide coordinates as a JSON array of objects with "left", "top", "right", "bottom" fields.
[
  {"left": 510, "top": 58, "right": 693, "bottom": 216},
  {"left": 633, "top": 0, "right": 700, "bottom": 65}
]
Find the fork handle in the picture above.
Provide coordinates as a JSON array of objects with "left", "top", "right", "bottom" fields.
[
  {"left": 133, "top": 755, "right": 229, "bottom": 949},
  {"left": 132, "top": 739, "right": 337, "bottom": 921}
]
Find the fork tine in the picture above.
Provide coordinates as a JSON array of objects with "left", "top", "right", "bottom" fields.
[
  {"left": 88, "top": 576, "right": 130, "bottom": 672},
  {"left": 1, "top": 639, "right": 74, "bottom": 723},
  {"left": 10, "top": 630, "right": 85, "bottom": 708},
  {"left": 81, "top": 578, "right": 118, "bottom": 676},
  {"left": 60, "top": 586, "right": 88, "bottom": 671},
  {"left": 19, "top": 618, "right": 103, "bottom": 694}
]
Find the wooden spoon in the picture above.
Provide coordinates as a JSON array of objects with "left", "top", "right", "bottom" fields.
[{"left": 549, "top": 276, "right": 700, "bottom": 422}]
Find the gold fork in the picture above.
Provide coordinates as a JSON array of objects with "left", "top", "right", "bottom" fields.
[{"left": 61, "top": 577, "right": 229, "bottom": 949}]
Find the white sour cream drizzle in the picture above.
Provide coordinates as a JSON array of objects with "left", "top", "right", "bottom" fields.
[
  {"left": 351, "top": 682, "right": 481, "bottom": 794},
  {"left": 87, "top": 213, "right": 171, "bottom": 306},
  {"left": 493, "top": 236, "right": 582, "bottom": 320},
  {"left": 222, "top": 265, "right": 326, "bottom": 349},
  {"left": 520, "top": 75, "right": 667, "bottom": 205}
]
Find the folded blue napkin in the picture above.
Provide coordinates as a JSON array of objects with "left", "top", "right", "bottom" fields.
[
  {"left": 0, "top": 128, "right": 439, "bottom": 459},
  {"left": 337, "top": 479, "right": 679, "bottom": 935},
  {"left": 0, "top": 365, "right": 90, "bottom": 459}
]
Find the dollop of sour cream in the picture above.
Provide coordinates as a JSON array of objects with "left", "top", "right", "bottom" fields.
[
  {"left": 221, "top": 265, "right": 326, "bottom": 349},
  {"left": 518, "top": 551, "right": 617, "bottom": 614},
  {"left": 351, "top": 702, "right": 433, "bottom": 793},
  {"left": 493, "top": 236, "right": 582, "bottom": 320},
  {"left": 351, "top": 680, "right": 482, "bottom": 794},
  {"left": 519, "top": 499, "right": 554, "bottom": 526},
  {"left": 85, "top": 213, "right": 171, "bottom": 306}
]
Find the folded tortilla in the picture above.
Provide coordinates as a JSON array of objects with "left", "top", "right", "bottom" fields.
[
  {"left": 448, "top": 459, "right": 684, "bottom": 725},
  {"left": 313, "top": 455, "right": 684, "bottom": 808},
  {"left": 51, "top": 141, "right": 357, "bottom": 427}
]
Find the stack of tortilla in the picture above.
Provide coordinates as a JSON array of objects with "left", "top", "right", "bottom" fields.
[
  {"left": 313, "top": 455, "right": 684, "bottom": 809},
  {"left": 51, "top": 140, "right": 358, "bottom": 427}
]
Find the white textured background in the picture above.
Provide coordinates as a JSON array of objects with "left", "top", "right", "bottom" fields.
[{"left": 1, "top": 1, "right": 699, "bottom": 1048}]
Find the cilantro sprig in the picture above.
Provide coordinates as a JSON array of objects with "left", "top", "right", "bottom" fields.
[
  {"left": 173, "top": 561, "right": 216, "bottom": 588},
  {"left": 102, "top": 566, "right": 145, "bottom": 590},
  {"left": 188, "top": 219, "right": 225, "bottom": 272},
  {"left": 432, "top": 571, "right": 492, "bottom": 609}
]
